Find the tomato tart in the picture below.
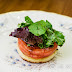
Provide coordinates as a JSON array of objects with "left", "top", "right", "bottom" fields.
[{"left": 9, "top": 16, "right": 65, "bottom": 63}]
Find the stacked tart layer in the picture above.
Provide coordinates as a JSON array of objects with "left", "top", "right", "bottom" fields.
[{"left": 9, "top": 16, "right": 65, "bottom": 63}]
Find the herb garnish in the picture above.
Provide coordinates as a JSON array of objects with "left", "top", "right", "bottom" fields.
[{"left": 18, "top": 16, "right": 65, "bottom": 48}]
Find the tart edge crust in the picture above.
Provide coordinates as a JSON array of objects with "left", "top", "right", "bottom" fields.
[{"left": 17, "top": 46, "right": 57, "bottom": 63}]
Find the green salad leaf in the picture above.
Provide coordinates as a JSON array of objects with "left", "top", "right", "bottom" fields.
[
  {"left": 18, "top": 23, "right": 26, "bottom": 28},
  {"left": 54, "top": 30, "right": 64, "bottom": 39},
  {"left": 54, "top": 30, "right": 65, "bottom": 46},
  {"left": 46, "top": 20, "right": 52, "bottom": 29},
  {"left": 27, "top": 44, "right": 31, "bottom": 46},
  {"left": 18, "top": 16, "right": 33, "bottom": 28},
  {"left": 28, "top": 20, "right": 47, "bottom": 36},
  {"left": 25, "top": 16, "right": 33, "bottom": 24},
  {"left": 17, "top": 16, "right": 65, "bottom": 48},
  {"left": 44, "top": 29, "right": 55, "bottom": 48}
]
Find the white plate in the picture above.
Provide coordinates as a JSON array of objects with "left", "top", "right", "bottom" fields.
[{"left": 0, "top": 10, "right": 72, "bottom": 72}]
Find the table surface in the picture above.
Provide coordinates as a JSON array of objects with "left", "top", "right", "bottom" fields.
[{"left": 0, "top": 0, "right": 72, "bottom": 17}]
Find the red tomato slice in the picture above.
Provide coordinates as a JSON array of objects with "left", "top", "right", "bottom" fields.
[{"left": 18, "top": 38, "right": 58, "bottom": 59}]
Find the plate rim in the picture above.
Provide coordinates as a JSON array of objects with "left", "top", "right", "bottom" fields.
[{"left": 0, "top": 10, "right": 72, "bottom": 19}]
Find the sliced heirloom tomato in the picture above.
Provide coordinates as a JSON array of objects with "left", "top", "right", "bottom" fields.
[{"left": 18, "top": 38, "right": 58, "bottom": 59}]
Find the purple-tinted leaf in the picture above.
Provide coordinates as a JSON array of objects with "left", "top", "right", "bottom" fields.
[
  {"left": 34, "top": 36, "right": 43, "bottom": 43},
  {"left": 9, "top": 27, "right": 43, "bottom": 45},
  {"left": 9, "top": 27, "right": 29, "bottom": 39}
]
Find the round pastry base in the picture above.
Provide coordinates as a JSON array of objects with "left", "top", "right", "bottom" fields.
[{"left": 17, "top": 47, "right": 57, "bottom": 63}]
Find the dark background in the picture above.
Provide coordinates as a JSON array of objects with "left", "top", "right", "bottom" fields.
[{"left": 0, "top": 0, "right": 72, "bottom": 17}]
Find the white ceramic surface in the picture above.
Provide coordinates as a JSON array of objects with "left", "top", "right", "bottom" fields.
[{"left": 0, "top": 10, "right": 72, "bottom": 72}]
